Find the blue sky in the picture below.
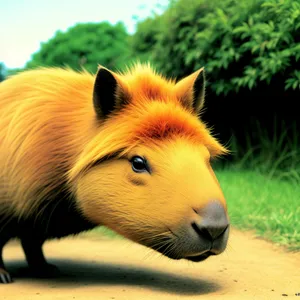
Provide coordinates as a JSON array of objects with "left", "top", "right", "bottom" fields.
[{"left": 0, "top": 0, "right": 168, "bottom": 69}]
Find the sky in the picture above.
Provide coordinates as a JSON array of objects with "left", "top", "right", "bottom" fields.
[{"left": 0, "top": 0, "right": 169, "bottom": 69}]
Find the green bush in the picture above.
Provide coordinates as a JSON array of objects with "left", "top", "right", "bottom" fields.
[
  {"left": 136, "top": 0, "right": 300, "bottom": 94},
  {"left": 130, "top": 14, "right": 163, "bottom": 66},
  {"left": 0, "top": 63, "right": 6, "bottom": 82},
  {"left": 26, "top": 22, "right": 131, "bottom": 73}
]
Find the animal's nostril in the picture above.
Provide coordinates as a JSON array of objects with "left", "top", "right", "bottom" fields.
[
  {"left": 206, "top": 224, "right": 229, "bottom": 240},
  {"left": 191, "top": 222, "right": 212, "bottom": 241},
  {"left": 192, "top": 222, "right": 228, "bottom": 241}
]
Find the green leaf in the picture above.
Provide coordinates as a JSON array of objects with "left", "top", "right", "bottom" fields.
[{"left": 292, "top": 80, "right": 299, "bottom": 90}]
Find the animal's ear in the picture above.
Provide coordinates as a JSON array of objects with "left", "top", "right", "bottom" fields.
[
  {"left": 175, "top": 68, "right": 206, "bottom": 115},
  {"left": 93, "top": 66, "right": 128, "bottom": 119}
]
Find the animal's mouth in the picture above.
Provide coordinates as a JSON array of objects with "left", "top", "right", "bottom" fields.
[
  {"left": 151, "top": 240, "right": 215, "bottom": 262},
  {"left": 184, "top": 250, "right": 215, "bottom": 262}
]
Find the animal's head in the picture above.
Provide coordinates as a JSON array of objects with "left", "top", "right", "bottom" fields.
[{"left": 70, "top": 64, "right": 230, "bottom": 262}]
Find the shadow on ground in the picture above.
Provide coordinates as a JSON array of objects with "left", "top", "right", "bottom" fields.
[{"left": 7, "top": 259, "right": 221, "bottom": 295}]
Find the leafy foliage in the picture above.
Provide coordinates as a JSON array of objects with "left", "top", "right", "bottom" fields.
[
  {"left": 0, "top": 62, "right": 6, "bottom": 82},
  {"left": 135, "top": 0, "right": 300, "bottom": 94},
  {"left": 130, "top": 14, "right": 163, "bottom": 66},
  {"left": 5, "top": 67, "right": 24, "bottom": 78},
  {"left": 130, "top": 1, "right": 168, "bottom": 65},
  {"left": 26, "top": 22, "right": 131, "bottom": 73}
]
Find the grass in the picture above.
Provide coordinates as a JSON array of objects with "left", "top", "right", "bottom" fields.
[
  {"left": 86, "top": 226, "right": 122, "bottom": 239},
  {"left": 216, "top": 169, "right": 300, "bottom": 251}
]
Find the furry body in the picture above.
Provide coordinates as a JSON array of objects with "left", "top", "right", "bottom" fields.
[{"left": 0, "top": 64, "right": 229, "bottom": 283}]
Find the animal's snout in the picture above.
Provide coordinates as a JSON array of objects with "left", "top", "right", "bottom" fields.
[
  {"left": 192, "top": 201, "right": 229, "bottom": 244},
  {"left": 172, "top": 201, "right": 230, "bottom": 262}
]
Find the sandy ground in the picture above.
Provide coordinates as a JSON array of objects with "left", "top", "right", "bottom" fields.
[{"left": 0, "top": 228, "right": 299, "bottom": 300}]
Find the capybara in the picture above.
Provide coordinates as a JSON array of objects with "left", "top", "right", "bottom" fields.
[{"left": 0, "top": 63, "right": 229, "bottom": 283}]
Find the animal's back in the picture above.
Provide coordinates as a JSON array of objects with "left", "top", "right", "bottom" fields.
[{"left": 0, "top": 68, "right": 96, "bottom": 217}]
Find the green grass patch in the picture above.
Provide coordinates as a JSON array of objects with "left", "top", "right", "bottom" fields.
[
  {"left": 216, "top": 168, "right": 300, "bottom": 251},
  {"left": 88, "top": 226, "right": 122, "bottom": 239}
]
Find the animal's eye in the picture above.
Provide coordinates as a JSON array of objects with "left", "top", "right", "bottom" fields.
[{"left": 130, "top": 156, "right": 148, "bottom": 173}]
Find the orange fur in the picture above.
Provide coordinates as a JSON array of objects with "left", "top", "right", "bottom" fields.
[{"left": 0, "top": 63, "right": 227, "bottom": 218}]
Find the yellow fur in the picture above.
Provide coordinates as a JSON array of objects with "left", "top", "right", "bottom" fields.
[
  {"left": 0, "top": 63, "right": 228, "bottom": 244},
  {"left": 76, "top": 140, "right": 226, "bottom": 245}
]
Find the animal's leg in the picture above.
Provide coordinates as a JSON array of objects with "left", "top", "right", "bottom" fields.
[
  {"left": 21, "top": 237, "right": 60, "bottom": 278},
  {"left": 0, "top": 236, "right": 13, "bottom": 284}
]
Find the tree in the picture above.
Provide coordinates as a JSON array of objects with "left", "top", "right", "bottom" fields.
[
  {"left": 130, "top": 14, "right": 163, "bottom": 66},
  {"left": 130, "top": 2, "right": 168, "bottom": 65},
  {"left": 0, "top": 63, "right": 6, "bottom": 82},
  {"left": 138, "top": 0, "right": 300, "bottom": 94},
  {"left": 26, "top": 22, "right": 131, "bottom": 73}
]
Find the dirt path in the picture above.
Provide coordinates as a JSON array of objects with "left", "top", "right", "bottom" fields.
[{"left": 1, "top": 228, "right": 299, "bottom": 300}]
